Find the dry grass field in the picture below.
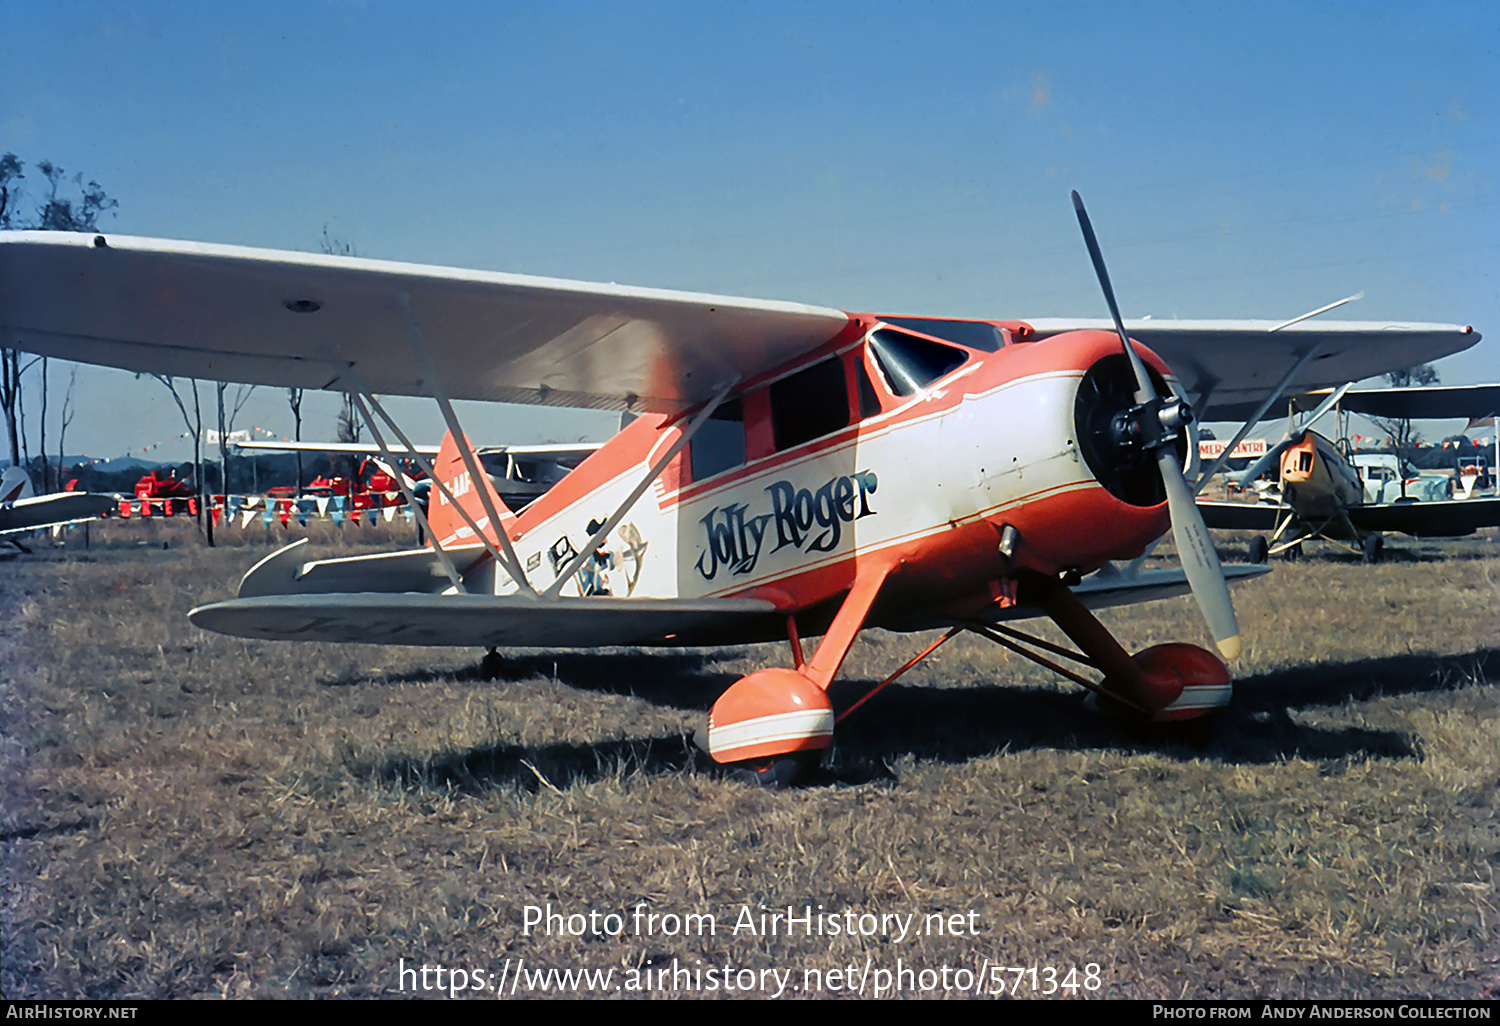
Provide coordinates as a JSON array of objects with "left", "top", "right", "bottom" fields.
[{"left": 2, "top": 519, "right": 1497, "bottom": 1000}]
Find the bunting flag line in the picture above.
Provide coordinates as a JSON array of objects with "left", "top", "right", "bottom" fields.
[{"left": 104, "top": 491, "right": 411, "bottom": 527}]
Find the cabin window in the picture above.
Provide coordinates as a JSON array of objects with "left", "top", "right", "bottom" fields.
[
  {"left": 868, "top": 328, "right": 968, "bottom": 396},
  {"left": 690, "top": 398, "right": 746, "bottom": 481},
  {"left": 770, "top": 357, "right": 849, "bottom": 451}
]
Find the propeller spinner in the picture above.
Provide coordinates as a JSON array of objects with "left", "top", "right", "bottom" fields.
[{"left": 1071, "top": 191, "right": 1242, "bottom": 660}]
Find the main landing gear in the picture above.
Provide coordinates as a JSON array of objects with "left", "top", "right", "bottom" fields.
[
  {"left": 700, "top": 562, "right": 894, "bottom": 787},
  {"left": 698, "top": 569, "right": 1234, "bottom": 787}
]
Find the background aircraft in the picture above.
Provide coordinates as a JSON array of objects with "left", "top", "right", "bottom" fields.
[
  {"left": 231, "top": 438, "right": 603, "bottom": 509},
  {"left": 0, "top": 466, "right": 117, "bottom": 548},
  {"left": 1198, "top": 384, "right": 1500, "bottom": 562},
  {"left": 0, "top": 203, "right": 1481, "bottom": 781}
]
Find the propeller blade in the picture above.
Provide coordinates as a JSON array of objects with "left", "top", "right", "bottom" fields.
[
  {"left": 1073, "top": 189, "right": 1240, "bottom": 659},
  {"left": 1159, "top": 446, "right": 1241, "bottom": 659},
  {"left": 1072, "top": 190, "right": 1155, "bottom": 403}
]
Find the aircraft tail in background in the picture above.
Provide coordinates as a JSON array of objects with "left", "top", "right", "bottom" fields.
[
  {"left": 425, "top": 430, "right": 518, "bottom": 549},
  {"left": 1, "top": 466, "right": 35, "bottom": 503}
]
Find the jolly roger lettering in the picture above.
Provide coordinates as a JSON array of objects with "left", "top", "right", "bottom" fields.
[{"left": 695, "top": 470, "right": 877, "bottom": 580}]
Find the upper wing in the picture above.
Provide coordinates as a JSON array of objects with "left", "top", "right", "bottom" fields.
[
  {"left": 1317, "top": 384, "right": 1500, "bottom": 421},
  {"left": 1025, "top": 319, "right": 1481, "bottom": 421},
  {"left": 4, "top": 231, "right": 1473, "bottom": 419},
  {"left": 1347, "top": 497, "right": 1500, "bottom": 538},
  {"left": 232, "top": 440, "right": 441, "bottom": 456},
  {"left": 0, "top": 231, "right": 851, "bottom": 413},
  {"left": 231, "top": 439, "right": 602, "bottom": 463},
  {"left": 0, "top": 492, "right": 117, "bottom": 536}
]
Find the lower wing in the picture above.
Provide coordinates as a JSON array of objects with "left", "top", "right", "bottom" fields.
[
  {"left": 1196, "top": 500, "right": 1283, "bottom": 532},
  {"left": 1348, "top": 497, "right": 1500, "bottom": 538},
  {"left": 0, "top": 493, "right": 117, "bottom": 536}
]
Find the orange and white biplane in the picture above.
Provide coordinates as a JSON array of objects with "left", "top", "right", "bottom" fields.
[
  {"left": 1199, "top": 384, "right": 1500, "bottom": 563},
  {"left": 0, "top": 196, "right": 1481, "bottom": 781}
]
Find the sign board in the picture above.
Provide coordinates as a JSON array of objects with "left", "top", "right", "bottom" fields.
[{"left": 1198, "top": 439, "right": 1268, "bottom": 460}]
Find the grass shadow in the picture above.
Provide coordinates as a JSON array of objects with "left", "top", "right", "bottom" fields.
[
  {"left": 319, "top": 649, "right": 742, "bottom": 711},
  {"left": 374, "top": 732, "right": 702, "bottom": 795},
  {"left": 824, "top": 647, "right": 1496, "bottom": 779},
  {"left": 355, "top": 643, "right": 1494, "bottom": 791}
]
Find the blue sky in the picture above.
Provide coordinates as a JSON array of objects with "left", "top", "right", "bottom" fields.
[{"left": 3, "top": 1, "right": 1496, "bottom": 462}]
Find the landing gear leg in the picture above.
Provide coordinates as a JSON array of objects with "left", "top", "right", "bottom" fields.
[
  {"left": 700, "top": 560, "right": 895, "bottom": 786},
  {"left": 1024, "top": 572, "right": 1233, "bottom": 721},
  {"left": 479, "top": 648, "right": 503, "bottom": 680}
]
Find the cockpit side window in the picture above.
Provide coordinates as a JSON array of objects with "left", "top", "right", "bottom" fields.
[
  {"left": 868, "top": 328, "right": 969, "bottom": 397},
  {"left": 689, "top": 398, "right": 746, "bottom": 482},
  {"left": 770, "top": 357, "right": 850, "bottom": 451}
]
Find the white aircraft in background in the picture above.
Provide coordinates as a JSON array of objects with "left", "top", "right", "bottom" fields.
[{"left": 0, "top": 466, "right": 117, "bottom": 549}]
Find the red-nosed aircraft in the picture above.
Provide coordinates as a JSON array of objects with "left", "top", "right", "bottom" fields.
[{"left": 0, "top": 197, "right": 1481, "bottom": 782}]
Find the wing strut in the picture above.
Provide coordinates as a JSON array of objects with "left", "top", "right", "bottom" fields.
[
  {"left": 1227, "top": 382, "right": 1354, "bottom": 489},
  {"left": 1192, "top": 293, "right": 1362, "bottom": 494},
  {"left": 349, "top": 391, "right": 463, "bottom": 591},
  {"left": 397, "top": 293, "right": 535, "bottom": 594},
  {"left": 542, "top": 383, "right": 735, "bottom": 599},
  {"left": 354, "top": 385, "right": 524, "bottom": 589}
]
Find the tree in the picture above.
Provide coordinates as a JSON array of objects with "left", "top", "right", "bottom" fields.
[
  {"left": 145, "top": 374, "right": 207, "bottom": 541},
  {"left": 57, "top": 368, "right": 77, "bottom": 488},
  {"left": 287, "top": 388, "right": 305, "bottom": 494},
  {"left": 215, "top": 381, "right": 256, "bottom": 492},
  {"left": 0, "top": 154, "right": 118, "bottom": 477},
  {"left": 1371, "top": 363, "right": 1440, "bottom": 453},
  {"left": 2, "top": 350, "right": 22, "bottom": 471}
]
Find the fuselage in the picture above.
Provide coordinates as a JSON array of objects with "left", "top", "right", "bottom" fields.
[
  {"left": 1279, "top": 432, "right": 1365, "bottom": 518},
  {"left": 435, "top": 317, "right": 1179, "bottom": 629}
]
